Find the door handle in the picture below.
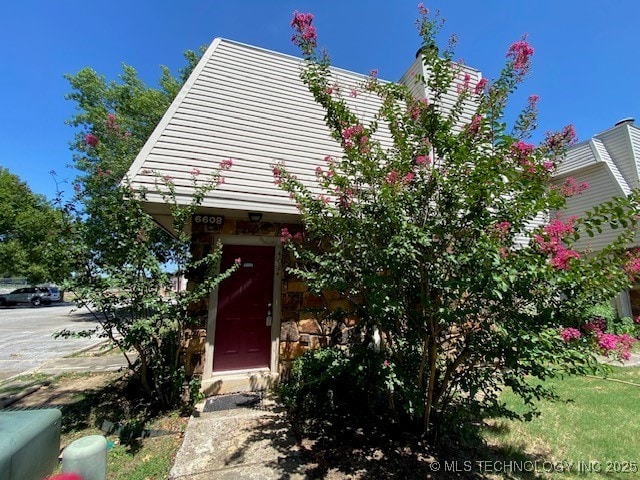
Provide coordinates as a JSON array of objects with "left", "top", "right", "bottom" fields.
[{"left": 266, "top": 303, "right": 272, "bottom": 326}]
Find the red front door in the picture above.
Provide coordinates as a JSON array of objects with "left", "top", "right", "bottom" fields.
[{"left": 213, "top": 244, "right": 274, "bottom": 372}]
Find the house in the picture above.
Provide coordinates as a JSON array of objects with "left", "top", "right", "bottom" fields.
[
  {"left": 553, "top": 118, "right": 640, "bottom": 318},
  {"left": 125, "top": 38, "right": 480, "bottom": 394}
]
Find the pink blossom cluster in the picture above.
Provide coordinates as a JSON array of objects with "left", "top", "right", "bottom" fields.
[
  {"left": 528, "top": 94, "right": 540, "bottom": 107},
  {"left": 457, "top": 72, "right": 472, "bottom": 94},
  {"left": 415, "top": 155, "right": 431, "bottom": 166},
  {"left": 558, "top": 177, "right": 589, "bottom": 197},
  {"left": 549, "top": 247, "right": 581, "bottom": 270},
  {"left": 291, "top": 11, "right": 317, "bottom": 54},
  {"left": 341, "top": 124, "right": 368, "bottom": 152},
  {"left": 582, "top": 318, "right": 607, "bottom": 335},
  {"left": 467, "top": 115, "right": 482, "bottom": 136},
  {"left": 385, "top": 170, "right": 415, "bottom": 186},
  {"left": 544, "top": 124, "right": 577, "bottom": 153},
  {"left": 408, "top": 98, "right": 428, "bottom": 120},
  {"left": 106, "top": 113, "right": 117, "bottom": 130},
  {"left": 190, "top": 168, "right": 201, "bottom": 176},
  {"left": 560, "top": 327, "right": 582, "bottom": 342},
  {"left": 273, "top": 166, "right": 283, "bottom": 185},
  {"left": 474, "top": 78, "right": 488, "bottom": 95},
  {"left": 280, "top": 227, "right": 303, "bottom": 243},
  {"left": 85, "top": 133, "right": 99, "bottom": 147},
  {"left": 220, "top": 158, "right": 233, "bottom": 170},
  {"left": 512, "top": 141, "right": 535, "bottom": 158},
  {"left": 511, "top": 141, "right": 538, "bottom": 173},
  {"left": 493, "top": 221, "right": 512, "bottom": 238},
  {"left": 597, "top": 333, "right": 637, "bottom": 360},
  {"left": 533, "top": 217, "right": 581, "bottom": 270},
  {"left": 623, "top": 251, "right": 640, "bottom": 281},
  {"left": 506, "top": 36, "right": 534, "bottom": 73}
]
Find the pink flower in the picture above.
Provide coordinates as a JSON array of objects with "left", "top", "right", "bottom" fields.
[
  {"left": 542, "top": 161, "right": 555, "bottom": 172},
  {"left": 234, "top": 257, "right": 242, "bottom": 265},
  {"left": 415, "top": 155, "right": 431, "bottom": 166},
  {"left": 493, "top": 221, "right": 512, "bottom": 237},
  {"left": 324, "top": 86, "right": 334, "bottom": 95},
  {"left": 280, "top": 227, "right": 293, "bottom": 243},
  {"left": 291, "top": 11, "right": 317, "bottom": 54},
  {"left": 598, "top": 333, "right": 619, "bottom": 352},
  {"left": 418, "top": 3, "right": 428, "bottom": 16},
  {"left": 273, "top": 166, "right": 283, "bottom": 185},
  {"left": 341, "top": 124, "right": 365, "bottom": 149},
  {"left": 506, "top": 35, "right": 534, "bottom": 73},
  {"left": 624, "top": 253, "right": 640, "bottom": 281},
  {"left": 474, "top": 78, "right": 488, "bottom": 95},
  {"left": 560, "top": 327, "right": 582, "bottom": 342},
  {"left": 528, "top": 94, "right": 540, "bottom": 106},
  {"left": 385, "top": 170, "right": 400, "bottom": 185},
  {"left": 558, "top": 177, "right": 589, "bottom": 197},
  {"left": 85, "top": 133, "right": 99, "bottom": 147},
  {"left": 293, "top": 232, "right": 304, "bottom": 241},
  {"left": 106, "top": 113, "right": 117, "bottom": 130},
  {"left": 315, "top": 166, "right": 323, "bottom": 176},
  {"left": 467, "top": 114, "right": 482, "bottom": 135},
  {"left": 318, "top": 194, "right": 330, "bottom": 204},
  {"left": 220, "top": 158, "right": 233, "bottom": 170},
  {"left": 349, "top": 89, "right": 358, "bottom": 98},
  {"left": 582, "top": 319, "right": 606, "bottom": 335},
  {"left": 549, "top": 245, "right": 580, "bottom": 270},
  {"left": 457, "top": 72, "right": 472, "bottom": 94},
  {"left": 512, "top": 141, "right": 535, "bottom": 157},
  {"left": 190, "top": 168, "right": 201, "bottom": 176},
  {"left": 545, "top": 124, "right": 577, "bottom": 152},
  {"left": 403, "top": 172, "right": 415, "bottom": 184},
  {"left": 369, "top": 69, "right": 379, "bottom": 78},
  {"left": 163, "top": 175, "right": 173, "bottom": 182}
]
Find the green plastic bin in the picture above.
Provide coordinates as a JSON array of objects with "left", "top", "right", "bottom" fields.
[{"left": 0, "top": 409, "right": 62, "bottom": 480}]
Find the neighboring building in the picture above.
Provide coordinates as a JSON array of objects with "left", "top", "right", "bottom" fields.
[
  {"left": 126, "top": 38, "right": 480, "bottom": 394},
  {"left": 553, "top": 118, "right": 640, "bottom": 317}
]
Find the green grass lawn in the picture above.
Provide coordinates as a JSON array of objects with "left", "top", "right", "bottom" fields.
[{"left": 483, "top": 367, "right": 640, "bottom": 479}]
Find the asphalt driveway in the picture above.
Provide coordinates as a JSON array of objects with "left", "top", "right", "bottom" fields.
[{"left": 0, "top": 303, "right": 102, "bottom": 381}]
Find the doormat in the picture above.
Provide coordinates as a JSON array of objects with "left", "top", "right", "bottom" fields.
[{"left": 202, "top": 392, "right": 262, "bottom": 412}]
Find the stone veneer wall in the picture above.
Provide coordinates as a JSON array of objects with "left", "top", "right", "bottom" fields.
[{"left": 184, "top": 217, "right": 358, "bottom": 377}]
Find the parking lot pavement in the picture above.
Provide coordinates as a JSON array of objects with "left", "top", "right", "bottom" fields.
[{"left": 0, "top": 303, "right": 102, "bottom": 381}]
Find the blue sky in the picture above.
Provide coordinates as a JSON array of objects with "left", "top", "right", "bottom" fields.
[{"left": 2, "top": 1, "right": 639, "bottom": 201}]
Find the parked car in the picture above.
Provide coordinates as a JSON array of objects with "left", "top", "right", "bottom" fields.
[
  {"left": 0, "top": 287, "right": 52, "bottom": 307},
  {"left": 44, "top": 286, "right": 63, "bottom": 302}
]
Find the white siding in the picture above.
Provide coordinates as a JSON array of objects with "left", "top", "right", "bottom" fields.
[
  {"left": 514, "top": 212, "right": 548, "bottom": 248},
  {"left": 127, "top": 39, "right": 395, "bottom": 216},
  {"left": 629, "top": 125, "right": 640, "bottom": 183},
  {"left": 591, "top": 139, "right": 631, "bottom": 195},
  {"left": 555, "top": 141, "right": 596, "bottom": 176},
  {"left": 595, "top": 125, "right": 639, "bottom": 190},
  {"left": 559, "top": 164, "right": 629, "bottom": 252}
]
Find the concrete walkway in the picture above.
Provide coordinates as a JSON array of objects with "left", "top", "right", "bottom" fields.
[{"left": 170, "top": 397, "right": 311, "bottom": 480}]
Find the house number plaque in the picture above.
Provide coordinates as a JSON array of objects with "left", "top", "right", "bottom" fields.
[
  {"left": 192, "top": 214, "right": 224, "bottom": 225},
  {"left": 192, "top": 215, "right": 224, "bottom": 231}
]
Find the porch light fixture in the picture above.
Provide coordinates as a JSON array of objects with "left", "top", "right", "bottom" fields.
[{"left": 248, "top": 212, "right": 263, "bottom": 223}]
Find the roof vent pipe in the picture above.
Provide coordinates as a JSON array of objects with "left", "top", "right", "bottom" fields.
[{"left": 614, "top": 117, "right": 635, "bottom": 127}]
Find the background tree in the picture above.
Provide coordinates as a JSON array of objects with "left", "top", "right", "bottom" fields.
[
  {"left": 280, "top": 8, "right": 640, "bottom": 436},
  {"left": 0, "top": 167, "right": 72, "bottom": 283},
  {"left": 55, "top": 47, "right": 226, "bottom": 409}
]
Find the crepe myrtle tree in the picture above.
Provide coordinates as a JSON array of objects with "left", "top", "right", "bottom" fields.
[
  {"left": 56, "top": 162, "right": 237, "bottom": 409},
  {"left": 278, "top": 7, "right": 640, "bottom": 434}
]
